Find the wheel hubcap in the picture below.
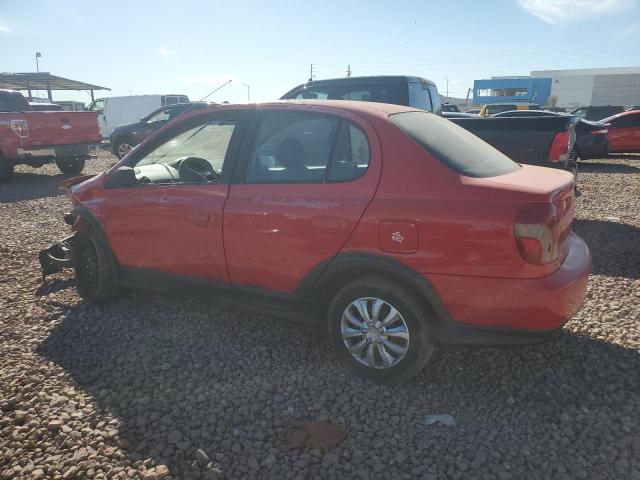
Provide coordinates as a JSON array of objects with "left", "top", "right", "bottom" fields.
[
  {"left": 118, "top": 143, "right": 132, "bottom": 157},
  {"left": 341, "top": 297, "right": 410, "bottom": 369}
]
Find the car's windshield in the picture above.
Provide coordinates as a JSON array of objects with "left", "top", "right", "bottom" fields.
[{"left": 390, "top": 111, "right": 520, "bottom": 177}]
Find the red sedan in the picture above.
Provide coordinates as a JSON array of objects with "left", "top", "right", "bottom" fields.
[
  {"left": 41, "top": 101, "right": 591, "bottom": 382},
  {"left": 600, "top": 110, "right": 640, "bottom": 153}
]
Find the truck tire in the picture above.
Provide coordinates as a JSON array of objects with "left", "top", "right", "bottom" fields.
[
  {"left": 327, "top": 275, "right": 435, "bottom": 384},
  {"left": 74, "top": 231, "right": 120, "bottom": 303},
  {"left": 56, "top": 157, "right": 86, "bottom": 175},
  {"left": 0, "top": 153, "right": 15, "bottom": 183}
]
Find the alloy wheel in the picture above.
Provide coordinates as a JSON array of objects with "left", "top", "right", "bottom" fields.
[{"left": 340, "top": 297, "right": 410, "bottom": 369}]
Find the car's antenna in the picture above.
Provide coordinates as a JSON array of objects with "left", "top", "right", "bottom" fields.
[{"left": 200, "top": 79, "right": 233, "bottom": 102}]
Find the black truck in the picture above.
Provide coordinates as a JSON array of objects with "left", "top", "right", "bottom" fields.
[{"left": 281, "top": 76, "right": 578, "bottom": 177}]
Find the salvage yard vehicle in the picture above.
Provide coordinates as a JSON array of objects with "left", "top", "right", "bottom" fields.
[
  {"left": 110, "top": 102, "right": 207, "bottom": 159},
  {"left": 0, "top": 90, "right": 101, "bottom": 182},
  {"left": 492, "top": 110, "right": 610, "bottom": 160},
  {"left": 88, "top": 94, "right": 190, "bottom": 140},
  {"left": 282, "top": 77, "right": 579, "bottom": 177},
  {"left": 40, "top": 101, "right": 591, "bottom": 382},
  {"left": 598, "top": 110, "right": 640, "bottom": 154}
]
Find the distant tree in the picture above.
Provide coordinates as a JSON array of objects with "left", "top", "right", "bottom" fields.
[{"left": 549, "top": 95, "right": 558, "bottom": 108}]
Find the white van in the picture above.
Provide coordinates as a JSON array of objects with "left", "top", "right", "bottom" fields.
[{"left": 87, "top": 94, "right": 190, "bottom": 139}]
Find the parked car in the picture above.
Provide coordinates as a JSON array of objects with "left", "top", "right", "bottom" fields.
[
  {"left": 441, "top": 103, "right": 460, "bottom": 112},
  {"left": 598, "top": 110, "right": 640, "bottom": 153},
  {"left": 479, "top": 103, "right": 541, "bottom": 116},
  {"left": 492, "top": 110, "right": 609, "bottom": 160},
  {"left": 0, "top": 90, "right": 101, "bottom": 182},
  {"left": 570, "top": 105, "right": 624, "bottom": 121},
  {"left": 110, "top": 102, "right": 207, "bottom": 158},
  {"left": 281, "top": 76, "right": 442, "bottom": 115},
  {"left": 88, "top": 94, "right": 190, "bottom": 139},
  {"left": 39, "top": 101, "right": 591, "bottom": 382},
  {"left": 29, "top": 102, "right": 63, "bottom": 111},
  {"left": 281, "top": 77, "right": 577, "bottom": 176}
]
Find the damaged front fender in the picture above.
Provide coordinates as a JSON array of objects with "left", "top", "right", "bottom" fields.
[{"left": 38, "top": 234, "right": 77, "bottom": 282}]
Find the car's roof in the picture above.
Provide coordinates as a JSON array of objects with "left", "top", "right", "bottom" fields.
[
  {"left": 599, "top": 109, "right": 640, "bottom": 123},
  {"left": 196, "top": 100, "right": 420, "bottom": 119}
]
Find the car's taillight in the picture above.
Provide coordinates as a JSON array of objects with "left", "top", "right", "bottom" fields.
[
  {"left": 10, "top": 119, "right": 29, "bottom": 138},
  {"left": 514, "top": 203, "right": 561, "bottom": 265},
  {"left": 549, "top": 131, "right": 570, "bottom": 163},
  {"left": 590, "top": 129, "right": 608, "bottom": 135}
]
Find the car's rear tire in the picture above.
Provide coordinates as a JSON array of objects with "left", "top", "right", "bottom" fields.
[
  {"left": 56, "top": 157, "right": 86, "bottom": 175},
  {"left": 74, "top": 232, "right": 120, "bottom": 303},
  {"left": 0, "top": 153, "right": 15, "bottom": 183},
  {"left": 115, "top": 138, "right": 134, "bottom": 159},
  {"left": 327, "top": 275, "right": 435, "bottom": 383}
]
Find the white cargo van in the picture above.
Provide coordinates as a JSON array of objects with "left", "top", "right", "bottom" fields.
[{"left": 87, "top": 94, "right": 189, "bottom": 139}]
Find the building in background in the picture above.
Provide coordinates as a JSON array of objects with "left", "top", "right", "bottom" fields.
[
  {"left": 473, "top": 77, "right": 551, "bottom": 106},
  {"left": 473, "top": 66, "right": 640, "bottom": 109}
]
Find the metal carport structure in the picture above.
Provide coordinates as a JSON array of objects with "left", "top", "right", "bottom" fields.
[{"left": 0, "top": 72, "right": 109, "bottom": 102}]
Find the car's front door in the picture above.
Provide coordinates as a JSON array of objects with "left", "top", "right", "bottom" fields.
[
  {"left": 99, "top": 111, "right": 247, "bottom": 284},
  {"left": 223, "top": 107, "right": 381, "bottom": 304}
]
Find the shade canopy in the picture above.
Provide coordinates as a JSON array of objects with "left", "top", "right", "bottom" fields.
[{"left": 0, "top": 72, "right": 109, "bottom": 92}]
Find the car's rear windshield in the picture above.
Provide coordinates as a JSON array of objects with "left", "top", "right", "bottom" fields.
[{"left": 390, "top": 111, "right": 520, "bottom": 178}]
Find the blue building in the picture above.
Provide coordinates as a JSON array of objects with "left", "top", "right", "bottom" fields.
[{"left": 473, "top": 77, "right": 552, "bottom": 105}]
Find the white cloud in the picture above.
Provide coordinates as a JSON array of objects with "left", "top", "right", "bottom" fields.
[
  {"left": 155, "top": 47, "right": 175, "bottom": 55},
  {"left": 0, "top": 24, "right": 11, "bottom": 33},
  {"left": 518, "top": 0, "right": 633, "bottom": 25}
]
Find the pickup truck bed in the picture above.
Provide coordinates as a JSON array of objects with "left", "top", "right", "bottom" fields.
[
  {"left": 449, "top": 115, "right": 579, "bottom": 170},
  {"left": 0, "top": 90, "right": 101, "bottom": 182}
]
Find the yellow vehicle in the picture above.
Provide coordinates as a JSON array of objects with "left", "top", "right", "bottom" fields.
[{"left": 480, "top": 103, "right": 541, "bottom": 116}]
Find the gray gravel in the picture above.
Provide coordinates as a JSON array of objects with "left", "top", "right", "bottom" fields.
[{"left": 1, "top": 152, "right": 639, "bottom": 480}]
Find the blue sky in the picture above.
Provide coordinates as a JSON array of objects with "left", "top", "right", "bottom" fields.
[{"left": 1, "top": 0, "right": 639, "bottom": 104}]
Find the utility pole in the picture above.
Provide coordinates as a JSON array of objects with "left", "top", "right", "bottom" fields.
[
  {"left": 309, "top": 64, "right": 314, "bottom": 83},
  {"left": 346, "top": 64, "right": 352, "bottom": 78},
  {"left": 35, "top": 52, "right": 42, "bottom": 73},
  {"left": 445, "top": 77, "right": 449, "bottom": 99}
]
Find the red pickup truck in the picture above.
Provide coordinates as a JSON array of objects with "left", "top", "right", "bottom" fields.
[{"left": 0, "top": 90, "right": 101, "bottom": 182}]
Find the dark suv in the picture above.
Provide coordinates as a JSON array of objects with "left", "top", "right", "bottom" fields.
[
  {"left": 281, "top": 76, "right": 442, "bottom": 115},
  {"left": 110, "top": 103, "right": 207, "bottom": 158}
]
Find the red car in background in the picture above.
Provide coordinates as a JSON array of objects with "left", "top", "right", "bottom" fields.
[
  {"left": 40, "top": 101, "right": 591, "bottom": 382},
  {"left": 599, "top": 110, "right": 640, "bottom": 153}
]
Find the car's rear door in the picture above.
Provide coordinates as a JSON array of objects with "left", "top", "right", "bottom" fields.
[
  {"left": 223, "top": 106, "right": 381, "bottom": 305},
  {"left": 99, "top": 110, "right": 248, "bottom": 285}
]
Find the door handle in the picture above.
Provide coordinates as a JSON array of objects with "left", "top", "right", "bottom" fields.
[{"left": 188, "top": 211, "right": 210, "bottom": 226}]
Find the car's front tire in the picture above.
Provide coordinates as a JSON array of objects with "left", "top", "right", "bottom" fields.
[
  {"left": 115, "top": 138, "right": 135, "bottom": 159},
  {"left": 74, "top": 232, "right": 120, "bottom": 303},
  {"left": 56, "top": 157, "right": 86, "bottom": 175},
  {"left": 327, "top": 275, "right": 434, "bottom": 383}
]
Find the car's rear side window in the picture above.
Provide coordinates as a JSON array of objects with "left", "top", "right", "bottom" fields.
[
  {"left": 246, "top": 111, "right": 370, "bottom": 183},
  {"left": 390, "top": 111, "right": 520, "bottom": 178}
]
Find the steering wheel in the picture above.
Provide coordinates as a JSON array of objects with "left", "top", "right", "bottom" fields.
[{"left": 177, "top": 157, "right": 220, "bottom": 183}]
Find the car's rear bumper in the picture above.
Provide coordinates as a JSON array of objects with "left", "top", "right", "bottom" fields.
[{"left": 426, "top": 232, "right": 591, "bottom": 345}]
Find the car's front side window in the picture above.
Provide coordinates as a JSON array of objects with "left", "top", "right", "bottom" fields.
[
  {"left": 145, "top": 109, "right": 172, "bottom": 124},
  {"left": 245, "top": 111, "right": 370, "bottom": 184},
  {"left": 130, "top": 120, "right": 237, "bottom": 185}
]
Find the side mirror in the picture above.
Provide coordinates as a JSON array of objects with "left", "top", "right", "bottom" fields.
[
  {"left": 97, "top": 108, "right": 104, "bottom": 115},
  {"left": 108, "top": 166, "right": 137, "bottom": 188}
]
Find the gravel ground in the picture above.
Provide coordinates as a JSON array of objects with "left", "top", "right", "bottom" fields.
[{"left": 1, "top": 152, "right": 639, "bottom": 480}]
